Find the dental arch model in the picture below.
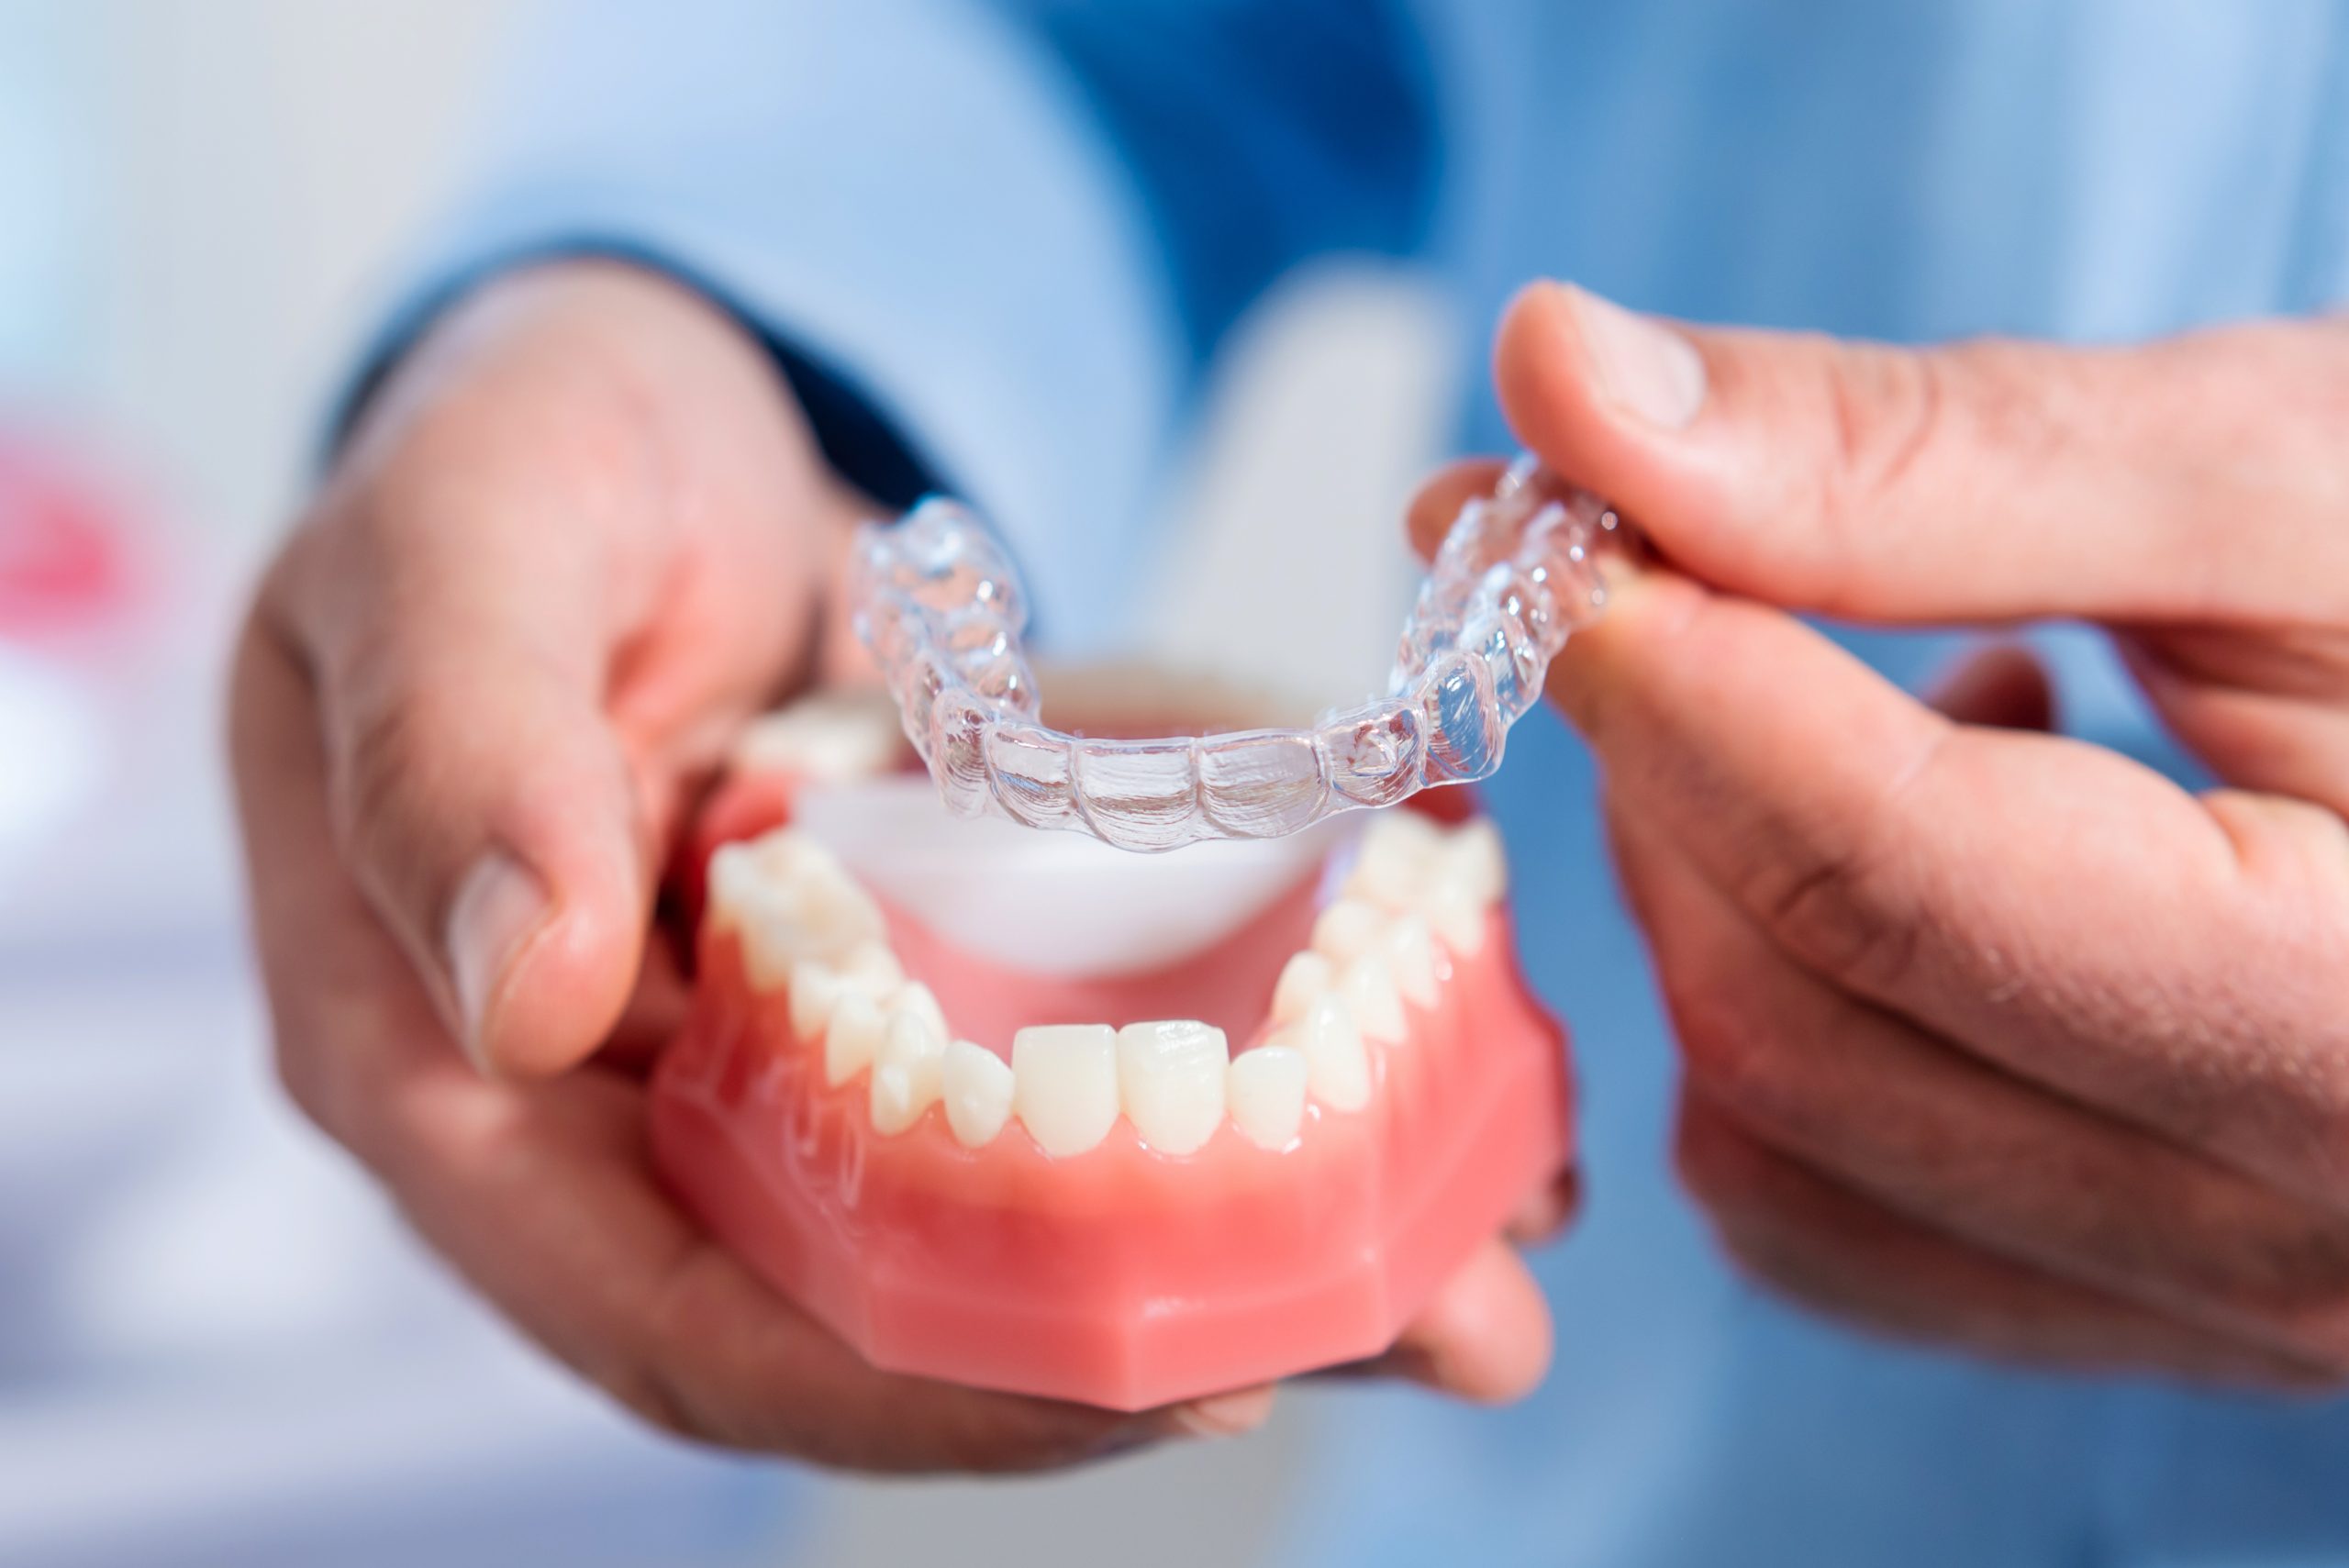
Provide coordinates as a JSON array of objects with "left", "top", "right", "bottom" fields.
[
  {"left": 851, "top": 456, "right": 1632, "bottom": 851},
  {"left": 650, "top": 464, "right": 1589, "bottom": 1410}
]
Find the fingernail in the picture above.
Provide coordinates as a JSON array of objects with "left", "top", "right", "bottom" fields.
[
  {"left": 447, "top": 850, "right": 550, "bottom": 1070},
  {"left": 1571, "top": 286, "right": 1707, "bottom": 429},
  {"left": 1166, "top": 1385, "right": 1275, "bottom": 1440}
]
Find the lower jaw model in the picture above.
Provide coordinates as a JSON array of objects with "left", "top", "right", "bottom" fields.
[{"left": 651, "top": 687, "right": 1575, "bottom": 1411}]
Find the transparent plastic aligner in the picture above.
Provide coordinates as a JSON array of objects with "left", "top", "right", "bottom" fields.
[{"left": 851, "top": 456, "right": 1635, "bottom": 851}]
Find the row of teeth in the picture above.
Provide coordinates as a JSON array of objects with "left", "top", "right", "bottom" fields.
[{"left": 704, "top": 811, "right": 1506, "bottom": 1158}]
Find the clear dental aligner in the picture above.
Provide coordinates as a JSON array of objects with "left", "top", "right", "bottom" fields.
[{"left": 849, "top": 456, "right": 1636, "bottom": 852}]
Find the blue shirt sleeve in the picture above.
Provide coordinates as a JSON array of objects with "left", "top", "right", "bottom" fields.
[{"left": 360, "top": 0, "right": 1438, "bottom": 649}]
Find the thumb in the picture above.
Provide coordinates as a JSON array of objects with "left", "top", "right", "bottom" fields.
[
  {"left": 1493, "top": 282, "right": 2349, "bottom": 626},
  {"left": 270, "top": 526, "right": 651, "bottom": 1080}
]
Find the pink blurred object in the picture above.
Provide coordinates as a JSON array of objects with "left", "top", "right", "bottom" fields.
[{"left": 0, "top": 431, "right": 142, "bottom": 643}]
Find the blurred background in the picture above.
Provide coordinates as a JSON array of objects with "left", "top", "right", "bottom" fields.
[{"left": 0, "top": 3, "right": 1452, "bottom": 1562}]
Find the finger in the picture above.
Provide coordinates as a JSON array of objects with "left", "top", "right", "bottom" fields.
[
  {"left": 230, "top": 624, "right": 1196, "bottom": 1472},
  {"left": 1508, "top": 1167, "right": 1583, "bottom": 1246},
  {"left": 1613, "top": 808, "right": 2349, "bottom": 1369},
  {"left": 1925, "top": 643, "right": 2056, "bottom": 731},
  {"left": 1558, "top": 569, "right": 2349, "bottom": 1207},
  {"left": 1404, "top": 457, "right": 1512, "bottom": 560},
  {"left": 1491, "top": 280, "right": 2349, "bottom": 624},
  {"left": 1340, "top": 1239, "right": 1554, "bottom": 1403},
  {"left": 1675, "top": 1095, "right": 2330, "bottom": 1390},
  {"left": 271, "top": 272, "right": 834, "bottom": 1076}
]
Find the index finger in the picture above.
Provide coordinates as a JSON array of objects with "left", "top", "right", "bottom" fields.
[{"left": 1567, "top": 567, "right": 2349, "bottom": 1207}]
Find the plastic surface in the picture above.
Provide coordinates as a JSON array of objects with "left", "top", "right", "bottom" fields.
[{"left": 851, "top": 455, "right": 1633, "bottom": 851}]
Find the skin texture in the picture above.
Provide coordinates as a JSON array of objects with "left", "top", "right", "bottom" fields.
[
  {"left": 1410, "top": 283, "right": 2349, "bottom": 1387},
  {"left": 228, "top": 260, "right": 1556, "bottom": 1474}
]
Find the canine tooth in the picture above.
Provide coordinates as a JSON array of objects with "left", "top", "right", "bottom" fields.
[
  {"left": 787, "top": 961, "right": 842, "bottom": 1043},
  {"left": 1444, "top": 818, "right": 1508, "bottom": 903},
  {"left": 1383, "top": 914, "right": 1441, "bottom": 1007},
  {"left": 1012, "top": 1024, "right": 1120, "bottom": 1157},
  {"left": 823, "top": 991, "right": 886, "bottom": 1086},
  {"left": 1342, "top": 956, "right": 1408, "bottom": 1044},
  {"left": 1227, "top": 1046, "right": 1308, "bottom": 1149},
  {"left": 1271, "top": 950, "right": 1336, "bottom": 1025},
  {"left": 1311, "top": 898, "right": 1386, "bottom": 963},
  {"left": 870, "top": 1007, "right": 947, "bottom": 1134},
  {"left": 1116, "top": 1020, "right": 1229, "bottom": 1156},
  {"left": 942, "top": 1040, "right": 1015, "bottom": 1147},
  {"left": 892, "top": 980, "right": 949, "bottom": 1042},
  {"left": 1278, "top": 995, "right": 1369, "bottom": 1111},
  {"left": 1350, "top": 811, "right": 1443, "bottom": 909}
]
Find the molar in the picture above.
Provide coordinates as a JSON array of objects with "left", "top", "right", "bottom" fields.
[
  {"left": 1116, "top": 1020, "right": 1229, "bottom": 1156},
  {"left": 1226, "top": 1045, "right": 1309, "bottom": 1149},
  {"left": 1012, "top": 1024, "right": 1120, "bottom": 1157},
  {"left": 732, "top": 691, "right": 905, "bottom": 783},
  {"left": 714, "top": 832, "right": 888, "bottom": 987}
]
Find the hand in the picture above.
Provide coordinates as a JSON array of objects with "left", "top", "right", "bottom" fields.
[
  {"left": 231, "top": 261, "right": 1553, "bottom": 1473},
  {"left": 1412, "top": 284, "right": 2349, "bottom": 1386}
]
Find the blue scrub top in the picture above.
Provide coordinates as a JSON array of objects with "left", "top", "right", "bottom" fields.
[{"left": 384, "top": 3, "right": 2349, "bottom": 1562}]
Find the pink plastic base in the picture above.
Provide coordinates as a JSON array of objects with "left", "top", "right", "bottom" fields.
[{"left": 651, "top": 897, "right": 1571, "bottom": 1411}]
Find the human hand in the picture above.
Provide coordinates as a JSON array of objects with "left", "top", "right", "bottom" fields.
[
  {"left": 231, "top": 261, "right": 1553, "bottom": 1473},
  {"left": 1412, "top": 284, "right": 2349, "bottom": 1385}
]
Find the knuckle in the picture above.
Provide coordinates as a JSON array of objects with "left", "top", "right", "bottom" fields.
[
  {"left": 1752, "top": 840, "right": 1924, "bottom": 994},
  {"left": 327, "top": 686, "right": 440, "bottom": 871},
  {"left": 1804, "top": 344, "right": 1946, "bottom": 595}
]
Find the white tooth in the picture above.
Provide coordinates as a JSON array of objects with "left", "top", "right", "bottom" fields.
[
  {"left": 1116, "top": 1020, "right": 1229, "bottom": 1156},
  {"left": 1349, "top": 811, "right": 1443, "bottom": 910},
  {"left": 1271, "top": 950, "right": 1336, "bottom": 1025},
  {"left": 1011, "top": 1024, "right": 1120, "bottom": 1157},
  {"left": 1226, "top": 1045, "right": 1309, "bottom": 1150},
  {"left": 1383, "top": 915, "right": 1441, "bottom": 1008},
  {"left": 732, "top": 692, "right": 906, "bottom": 784},
  {"left": 823, "top": 991, "right": 886, "bottom": 1086},
  {"left": 1275, "top": 994, "right": 1369, "bottom": 1111},
  {"left": 704, "top": 842, "right": 760, "bottom": 934},
  {"left": 1342, "top": 955, "right": 1408, "bottom": 1044},
  {"left": 892, "top": 980, "right": 949, "bottom": 1042},
  {"left": 941, "top": 1040, "right": 1015, "bottom": 1148},
  {"left": 1311, "top": 898, "right": 1386, "bottom": 963},
  {"left": 733, "top": 862, "right": 887, "bottom": 988},
  {"left": 1426, "top": 874, "right": 1488, "bottom": 956},
  {"left": 787, "top": 961, "right": 842, "bottom": 1044},
  {"left": 870, "top": 1006, "right": 947, "bottom": 1134},
  {"left": 835, "top": 941, "right": 905, "bottom": 995},
  {"left": 1444, "top": 818, "right": 1508, "bottom": 903}
]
